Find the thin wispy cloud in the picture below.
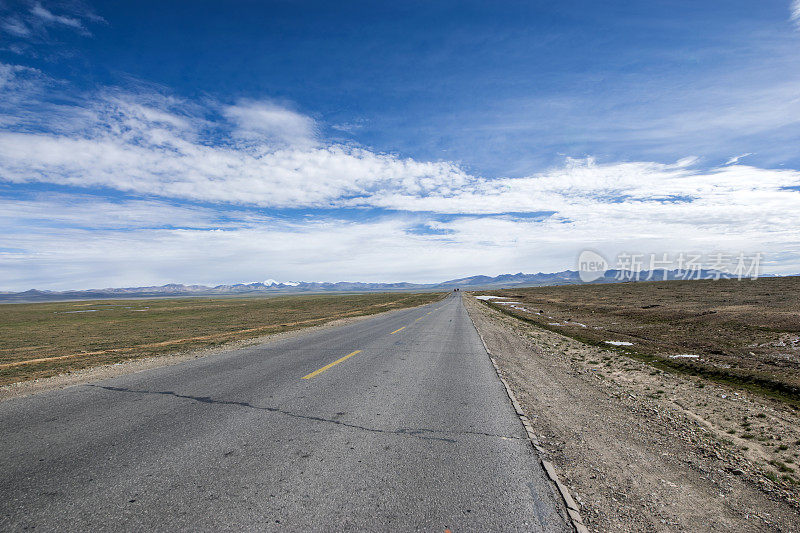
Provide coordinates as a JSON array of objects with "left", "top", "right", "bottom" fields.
[
  {"left": 30, "top": 3, "right": 86, "bottom": 32},
  {"left": 725, "top": 153, "right": 754, "bottom": 165},
  {"left": 0, "top": 0, "right": 105, "bottom": 41},
  {"left": 1, "top": 16, "right": 32, "bottom": 37},
  {"left": 792, "top": 0, "right": 800, "bottom": 29}
]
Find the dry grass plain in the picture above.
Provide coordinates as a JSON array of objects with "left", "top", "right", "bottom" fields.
[
  {"left": 476, "top": 276, "right": 800, "bottom": 403},
  {"left": 0, "top": 292, "right": 442, "bottom": 386}
]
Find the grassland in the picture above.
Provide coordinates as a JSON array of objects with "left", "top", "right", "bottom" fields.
[
  {"left": 0, "top": 292, "right": 442, "bottom": 386},
  {"left": 475, "top": 276, "right": 800, "bottom": 402}
]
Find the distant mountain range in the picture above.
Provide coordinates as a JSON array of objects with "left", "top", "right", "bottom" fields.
[{"left": 0, "top": 270, "right": 776, "bottom": 303}]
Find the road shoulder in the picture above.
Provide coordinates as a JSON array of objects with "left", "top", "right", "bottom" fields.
[{"left": 464, "top": 294, "right": 800, "bottom": 532}]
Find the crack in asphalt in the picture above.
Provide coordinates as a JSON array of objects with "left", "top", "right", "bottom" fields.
[{"left": 90, "top": 385, "right": 524, "bottom": 443}]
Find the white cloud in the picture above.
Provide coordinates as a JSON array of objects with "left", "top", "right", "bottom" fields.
[
  {"left": 1, "top": 1, "right": 104, "bottom": 41},
  {"left": 30, "top": 3, "right": 85, "bottom": 31},
  {"left": 0, "top": 63, "right": 40, "bottom": 90},
  {"left": 224, "top": 100, "right": 317, "bottom": 147},
  {"left": 3, "top": 191, "right": 798, "bottom": 291},
  {"left": 0, "top": 63, "right": 51, "bottom": 120},
  {"left": 1, "top": 17, "right": 31, "bottom": 37},
  {"left": 0, "top": 205, "right": 478, "bottom": 289},
  {"left": 364, "top": 158, "right": 800, "bottom": 226},
  {"left": 0, "top": 195, "right": 227, "bottom": 231},
  {"left": 0, "top": 84, "right": 473, "bottom": 208},
  {"left": 331, "top": 120, "right": 366, "bottom": 133},
  {"left": 1, "top": 73, "right": 800, "bottom": 289},
  {"left": 0, "top": 131, "right": 473, "bottom": 207},
  {"left": 792, "top": 0, "right": 800, "bottom": 28},
  {"left": 725, "top": 153, "right": 753, "bottom": 165}
]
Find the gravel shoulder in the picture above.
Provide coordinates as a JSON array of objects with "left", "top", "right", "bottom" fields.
[{"left": 464, "top": 294, "right": 800, "bottom": 532}]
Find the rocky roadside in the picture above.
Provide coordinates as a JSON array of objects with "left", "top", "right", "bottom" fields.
[{"left": 464, "top": 295, "right": 800, "bottom": 532}]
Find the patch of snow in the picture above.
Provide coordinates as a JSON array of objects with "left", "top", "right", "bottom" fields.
[
  {"left": 263, "top": 279, "right": 299, "bottom": 286},
  {"left": 604, "top": 341, "right": 634, "bottom": 346},
  {"left": 669, "top": 354, "right": 700, "bottom": 359},
  {"left": 57, "top": 310, "right": 98, "bottom": 313},
  {"left": 475, "top": 295, "right": 510, "bottom": 300}
]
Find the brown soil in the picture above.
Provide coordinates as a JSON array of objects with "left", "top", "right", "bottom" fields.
[
  {"left": 465, "top": 295, "right": 800, "bottom": 532},
  {"left": 474, "top": 277, "right": 800, "bottom": 400}
]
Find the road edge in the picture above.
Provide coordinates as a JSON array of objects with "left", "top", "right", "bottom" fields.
[{"left": 462, "top": 294, "right": 589, "bottom": 533}]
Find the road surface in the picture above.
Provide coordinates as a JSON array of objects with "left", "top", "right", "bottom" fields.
[{"left": 0, "top": 293, "right": 570, "bottom": 531}]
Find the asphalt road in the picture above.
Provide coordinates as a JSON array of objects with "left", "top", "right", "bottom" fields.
[{"left": 0, "top": 293, "right": 570, "bottom": 531}]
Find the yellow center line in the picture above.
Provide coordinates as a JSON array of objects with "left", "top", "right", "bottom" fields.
[
  {"left": 390, "top": 326, "right": 406, "bottom": 334},
  {"left": 301, "top": 350, "right": 361, "bottom": 379}
]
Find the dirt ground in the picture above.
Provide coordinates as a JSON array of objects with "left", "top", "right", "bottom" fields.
[
  {"left": 476, "top": 277, "right": 800, "bottom": 398},
  {"left": 465, "top": 295, "right": 800, "bottom": 532}
]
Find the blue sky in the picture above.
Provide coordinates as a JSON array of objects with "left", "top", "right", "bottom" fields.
[{"left": 1, "top": 0, "right": 800, "bottom": 289}]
